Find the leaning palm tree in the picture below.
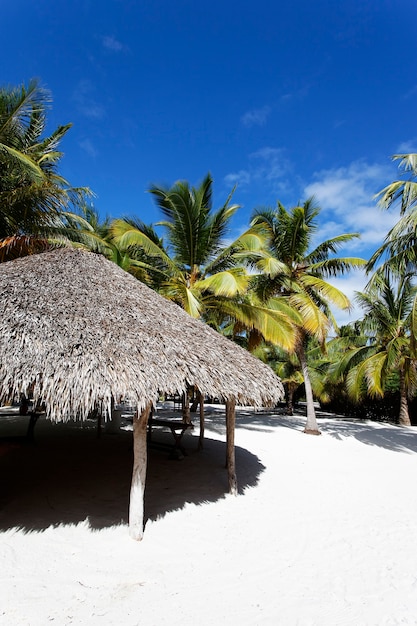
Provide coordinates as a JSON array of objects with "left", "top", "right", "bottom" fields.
[
  {"left": 331, "top": 273, "right": 417, "bottom": 426},
  {"left": 0, "top": 78, "right": 90, "bottom": 261},
  {"left": 250, "top": 198, "right": 366, "bottom": 434}
]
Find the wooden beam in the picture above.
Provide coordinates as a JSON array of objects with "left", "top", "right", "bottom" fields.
[
  {"left": 182, "top": 389, "right": 191, "bottom": 424},
  {"left": 198, "top": 390, "right": 205, "bottom": 450},
  {"left": 128, "top": 403, "right": 152, "bottom": 540},
  {"left": 225, "top": 398, "right": 237, "bottom": 495}
]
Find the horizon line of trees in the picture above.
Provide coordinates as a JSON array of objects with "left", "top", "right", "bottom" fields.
[{"left": 2, "top": 79, "right": 417, "bottom": 431}]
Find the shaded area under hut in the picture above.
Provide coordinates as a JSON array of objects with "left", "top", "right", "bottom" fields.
[{"left": 0, "top": 248, "right": 284, "bottom": 539}]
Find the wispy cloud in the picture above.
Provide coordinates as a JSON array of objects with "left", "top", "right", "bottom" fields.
[
  {"left": 226, "top": 154, "right": 403, "bottom": 325},
  {"left": 79, "top": 138, "right": 98, "bottom": 158},
  {"left": 402, "top": 84, "right": 417, "bottom": 100},
  {"left": 395, "top": 139, "right": 417, "bottom": 153},
  {"left": 330, "top": 272, "right": 370, "bottom": 327},
  {"left": 224, "top": 146, "right": 292, "bottom": 196},
  {"left": 304, "top": 160, "right": 399, "bottom": 252},
  {"left": 279, "top": 83, "right": 311, "bottom": 104},
  {"left": 241, "top": 106, "right": 271, "bottom": 128},
  {"left": 73, "top": 80, "right": 105, "bottom": 119},
  {"left": 224, "top": 169, "right": 252, "bottom": 187},
  {"left": 102, "top": 35, "right": 124, "bottom": 52}
]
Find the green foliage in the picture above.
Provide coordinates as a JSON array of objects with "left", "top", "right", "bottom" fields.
[
  {"left": 247, "top": 199, "right": 365, "bottom": 430},
  {"left": 111, "top": 174, "right": 299, "bottom": 350},
  {"left": 250, "top": 197, "right": 365, "bottom": 345},
  {"left": 326, "top": 273, "right": 417, "bottom": 425},
  {"left": 0, "top": 79, "right": 90, "bottom": 260},
  {"left": 375, "top": 153, "right": 417, "bottom": 215}
]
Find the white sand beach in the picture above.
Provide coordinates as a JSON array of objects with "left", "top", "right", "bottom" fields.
[{"left": 1, "top": 405, "right": 417, "bottom": 625}]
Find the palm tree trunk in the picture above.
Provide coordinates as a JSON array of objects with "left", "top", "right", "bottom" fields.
[
  {"left": 129, "top": 403, "right": 152, "bottom": 540},
  {"left": 296, "top": 343, "right": 321, "bottom": 435},
  {"left": 398, "top": 369, "right": 411, "bottom": 426},
  {"left": 286, "top": 383, "right": 295, "bottom": 416}
]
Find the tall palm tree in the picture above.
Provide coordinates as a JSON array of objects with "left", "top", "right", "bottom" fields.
[
  {"left": 331, "top": 273, "right": 417, "bottom": 426},
  {"left": 250, "top": 198, "right": 366, "bottom": 434},
  {"left": 111, "top": 174, "right": 298, "bottom": 351},
  {"left": 0, "top": 78, "right": 90, "bottom": 260}
]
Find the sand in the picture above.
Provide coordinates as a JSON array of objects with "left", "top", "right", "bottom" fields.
[{"left": 1, "top": 404, "right": 417, "bottom": 625}]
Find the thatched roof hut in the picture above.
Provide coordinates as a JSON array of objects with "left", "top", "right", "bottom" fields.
[{"left": 0, "top": 248, "right": 284, "bottom": 538}]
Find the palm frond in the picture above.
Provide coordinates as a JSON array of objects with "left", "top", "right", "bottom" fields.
[
  {"left": 110, "top": 218, "right": 178, "bottom": 274},
  {"left": 299, "top": 274, "right": 352, "bottom": 310},
  {"left": 307, "top": 233, "right": 361, "bottom": 263},
  {"left": 195, "top": 268, "right": 250, "bottom": 297},
  {"left": 218, "top": 299, "right": 297, "bottom": 352}
]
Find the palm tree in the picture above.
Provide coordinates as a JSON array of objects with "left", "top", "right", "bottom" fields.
[
  {"left": 111, "top": 174, "right": 298, "bottom": 351},
  {"left": 250, "top": 198, "right": 366, "bottom": 434},
  {"left": 367, "top": 154, "right": 417, "bottom": 274},
  {"left": 331, "top": 273, "right": 417, "bottom": 426},
  {"left": 0, "top": 78, "right": 90, "bottom": 260},
  {"left": 253, "top": 343, "right": 304, "bottom": 415},
  {"left": 376, "top": 153, "right": 417, "bottom": 215}
]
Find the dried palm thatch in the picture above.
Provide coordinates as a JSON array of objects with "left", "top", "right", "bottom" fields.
[
  {"left": 0, "top": 247, "right": 285, "bottom": 540},
  {"left": 0, "top": 247, "right": 284, "bottom": 418}
]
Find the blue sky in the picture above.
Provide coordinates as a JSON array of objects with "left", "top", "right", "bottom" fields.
[{"left": 3, "top": 0, "right": 417, "bottom": 323}]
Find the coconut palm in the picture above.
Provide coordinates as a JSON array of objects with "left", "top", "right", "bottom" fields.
[
  {"left": 331, "top": 273, "right": 417, "bottom": 426},
  {"left": 111, "top": 174, "right": 298, "bottom": 351},
  {"left": 0, "top": 78, "right": 90, "bottom": 260},
  {"left": 250, "top": 198, "right": 366, "bottom": 434}
]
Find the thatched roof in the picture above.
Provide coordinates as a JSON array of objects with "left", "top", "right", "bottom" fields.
[{"left": 0, "top": 248, "right": 284, "bottom": 421}]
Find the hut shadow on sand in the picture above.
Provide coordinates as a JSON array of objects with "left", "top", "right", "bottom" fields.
[{"left": 0, "top": 417, "right": 265, "bottom": 533}]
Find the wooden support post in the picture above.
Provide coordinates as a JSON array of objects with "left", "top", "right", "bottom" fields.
[
  {"left": 225, "top": 398, "right": 238, "bottom": 495},
  {"left": 198, "top": 390, "right": 205, "bottom": 450},
  {"left": 129, "top": 403, "right": 152, "bottom": 541},
  {"left": 182, "top": 390, "right": 191, "bottom": 424}
]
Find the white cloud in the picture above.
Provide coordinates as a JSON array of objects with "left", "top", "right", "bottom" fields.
[
  {"left": 241, "top": 106, "right": 270, "bottom": 128},
  {"left": 224, "top": 146, "right": 291, "bottom": 195},
  {"left": 224, "top": 170, "right": 251, "bottom": 187},
  {"left": 304, "top": 160, "right": 400, "bottom": 253},
  {"left": 303, "top": 160, "right": 409, "bottom": 326},
  {"left": 102, "top": 35, "right": 124, "bottom": 52},
  {"left": 396, "top": 139, "right": 417, "bottom": 153},
  {"left": 79, "top": 138, "right": 98, "bottom": 158},
  {"left": 329, "top": 271, "right": 369, "bottom": 327}
]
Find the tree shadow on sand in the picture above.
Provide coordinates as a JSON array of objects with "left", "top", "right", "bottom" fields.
[
  {"left": 194, "top": 404, "right": 417, "bottom": 456},
  {"left": 274, "top": 411, "right": 417, "bottom": 455},
  {"left": 205, "top": 401, "right": 417, "bottom": 456},
  {"left": 318, "top": 419, "right": 417, "bottom": 454},
  {"left": 199, "top": 405, "right": 287, "bottom": 436},
  {"left": 0, "top": 416, "right": 265, "bottom": 533}
]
